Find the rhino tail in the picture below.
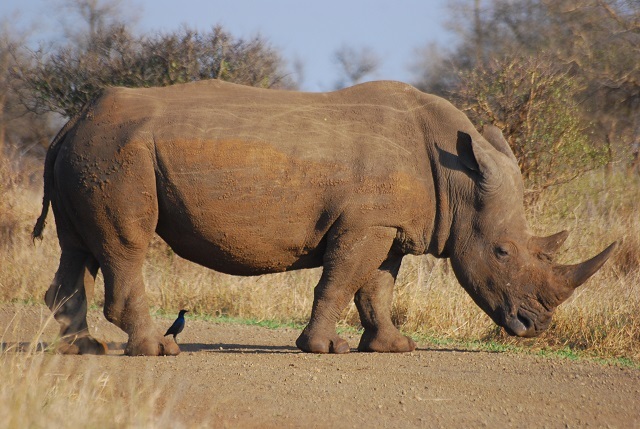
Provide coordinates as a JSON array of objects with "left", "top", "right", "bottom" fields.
[
  {"left": 32, "top": 124, "right": 66, "bottom": 241},
  {"left": 32, "top": 103, "right": 91, "bottom": 241}
]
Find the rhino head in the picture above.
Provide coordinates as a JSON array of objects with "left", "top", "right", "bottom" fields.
[{"left": 446, "top": 126, "right": 616, "bottom": 337}]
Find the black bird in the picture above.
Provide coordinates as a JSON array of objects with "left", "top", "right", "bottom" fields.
[{"left": 164, "top": 309, "right": 188, "bottom": 343}]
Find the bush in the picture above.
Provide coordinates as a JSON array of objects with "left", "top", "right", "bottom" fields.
[
  {"left": 14, "top": 25, "right": 294, "bottom": 118},
  {"left": 452, "top": 55, "right": 608, "bottom": 195}
]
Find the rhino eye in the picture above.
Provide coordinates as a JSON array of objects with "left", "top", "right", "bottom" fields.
[{"left": 495, "top": 245, "right": 511, "bottom": 261}]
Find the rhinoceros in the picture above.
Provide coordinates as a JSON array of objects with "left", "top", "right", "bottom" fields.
[{"left": 33, "top": 79, "right": 616, "bottom": 356}]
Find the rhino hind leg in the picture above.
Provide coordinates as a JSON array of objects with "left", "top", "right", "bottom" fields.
[
  {"left": 354, "top": 255, "right": 417, "bottom": 353},
  {"left": 45, "top": 249, "right": 107, "bottom": 355},
  {"left": 51, "top": 144, "right": 179, "bottom": 356},
  {"left": 85, "top": 161, "right": 179, "bottom": 356},
  {"left": 296, "top": 226, "right": 398, "bottom": 354},
  {"left": 97, "top": 240, "right": 179, "bottom": 356},
  {"left": 100, "top": 260, "right": 179, "bottom": 356}
]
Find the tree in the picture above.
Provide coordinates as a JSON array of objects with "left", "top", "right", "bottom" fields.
[
  {"left": 0, "top": 23, "right": 12, "bottom": 149},
  {"left": 453, "top": 55, "right": 607, "bottom": 193},
  {"left": 13, "top": 24, "right": 294, "bottom": 119},
  {"left": 332, "top": 44, "right": 380, "bottom": 89},
  {"left": 58, "top": 0, "right": 134, "bottom": 47},
  {"left": 546, "top": 0, "right": 640, "bottom": 171},
  {"left": 412, "top": 0, "right": 640, "bottom": 183},
  {"left": 409, "top": 42, "right": 456, "bottom": 96},
  {"left": 413, "top": 0, "right": 555, "bottom": 99},
  {"left": 11, "top": 0, "right": 294, "bottom": 119},
  {"left": 0, "top": 21, "right": 55, "bottom": 160}
]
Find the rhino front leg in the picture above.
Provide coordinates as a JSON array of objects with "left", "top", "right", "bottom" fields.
[
  {"left": 296, "top": 272, "right": 353, "bottom": 354},
  {"left": 355, "top": 254, "right": 416, "bottom": 352},
  {"left": 296, "top": 226, "right": 397, "bottom": 354},
  {"left": 45, "top": 249, "right": 107, "bottom": 355}
]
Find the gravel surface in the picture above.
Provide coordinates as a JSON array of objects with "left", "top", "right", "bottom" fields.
[{"left": 2, "top": 304, "right": 639, "bottom": 428}]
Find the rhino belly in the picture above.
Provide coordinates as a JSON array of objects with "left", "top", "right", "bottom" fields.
[
  {"left": 155, "top": 197, "right": 331, "bottom": 276},
  {"left": 153, "top": 139, "right": 345, "bottom": 275}
]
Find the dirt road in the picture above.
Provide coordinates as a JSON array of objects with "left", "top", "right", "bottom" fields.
[{"left": 2, "top": 304, "right": 639, "bottom": 428}]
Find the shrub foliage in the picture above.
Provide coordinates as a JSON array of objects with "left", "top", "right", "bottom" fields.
[
  {"left": 14, "top": 25, "right": 293, "bottom": 118},
  {"left": 452, "top": 55, "right": 608, "bottom": 193}
]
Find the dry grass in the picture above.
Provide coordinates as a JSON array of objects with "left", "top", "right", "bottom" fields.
[
  {"left": 524, "top": 172, "right": 640, "bottom": 359},
  {"left": 1, "top": 149, "right": 638, "bottom": 362},
  {"left": 0, "top": 311, "right": 183, "bottom": 429},
  {"left": 0, "top": 349, "right": 175, "bottom": 429}
]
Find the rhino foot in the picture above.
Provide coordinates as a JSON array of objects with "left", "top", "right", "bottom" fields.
[
  {"left": 296, "top": 331, "right": 350, "bottom": 354},
  {"left": 58, "top": 336, "right": 108, "bottom": 355},
  {"left": 358, "top": 330, "right": 417, "bottom": 353},
  {"left": 125, "top": 335, "right": 181, "bottom": 356}
]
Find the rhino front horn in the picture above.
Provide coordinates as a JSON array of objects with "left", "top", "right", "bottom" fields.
[{"left": 555, "top": 242, "right": 618, "bottom": 289}]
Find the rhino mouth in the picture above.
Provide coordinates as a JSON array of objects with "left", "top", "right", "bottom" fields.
[{"left": 503, "top": 308, "right": 539, "bottom": 337}]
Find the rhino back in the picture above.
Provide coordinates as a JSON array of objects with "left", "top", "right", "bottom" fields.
[{"left": 68, "top": 80, "right": 443, "bottom": 274}]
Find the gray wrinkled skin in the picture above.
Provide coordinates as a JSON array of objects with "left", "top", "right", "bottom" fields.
[{"left": 33, "top": 80, "right": 616, "bottom": 355}]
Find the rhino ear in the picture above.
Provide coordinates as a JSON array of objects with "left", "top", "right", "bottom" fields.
[
  {"left": 457, "top": 131, "right": 502, "bottom": 192},
  {"left": 482, "top": 125, "right": 519, "bottom": 167}
]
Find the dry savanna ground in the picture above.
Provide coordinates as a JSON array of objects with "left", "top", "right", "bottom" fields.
[
  {"left": 1, "top": 151, "right": 639, "bottom": 427},
  {"left": 2, "top": 304, "right": 640, "bottom": 428}
]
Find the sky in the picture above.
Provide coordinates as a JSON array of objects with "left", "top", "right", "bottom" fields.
[{"left": 1, "top": 0, "right": 457, "bottom": 92}]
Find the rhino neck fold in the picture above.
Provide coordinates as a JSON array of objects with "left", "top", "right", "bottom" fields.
[{"left": 426, "top": 147, "right": 454, "bottom": 259}]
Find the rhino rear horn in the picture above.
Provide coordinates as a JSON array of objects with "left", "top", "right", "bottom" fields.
[
  {"left": 531, "top": 230, "right": 569, "bottom": 256},
  {"left": 554, "top": 242, "right": 618, "bottom": 289}
]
